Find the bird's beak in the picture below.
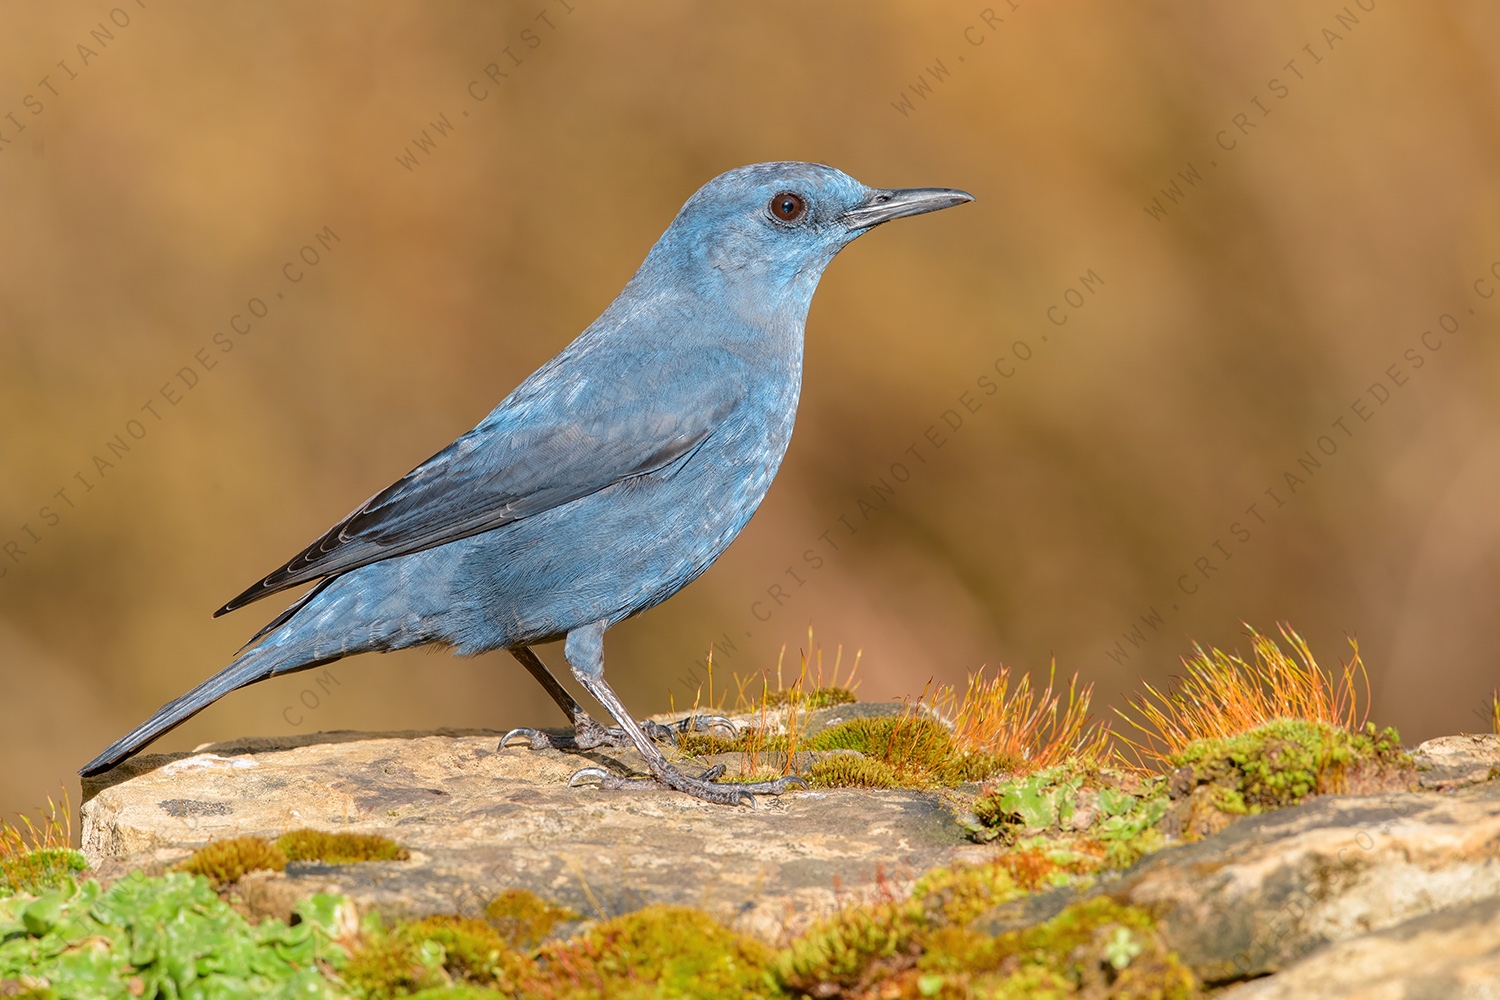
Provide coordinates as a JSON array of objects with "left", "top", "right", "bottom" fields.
[{"left": 839, "top": 187, "right": 975, "bottom": 230}]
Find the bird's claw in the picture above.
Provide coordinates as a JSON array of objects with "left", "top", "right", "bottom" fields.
[
  {"left": 499, "top": 716, "right": 631, "bottom": 752},
  {"left": 567, "top": 766, "right": 617, "bottom": 788},
  {"left": 498, "top": 727, "right": 551, "bottom": 751}
]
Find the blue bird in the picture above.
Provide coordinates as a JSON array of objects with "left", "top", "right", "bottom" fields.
[{"left": 80, "top": 162, "right": 973, "bottom": 804}]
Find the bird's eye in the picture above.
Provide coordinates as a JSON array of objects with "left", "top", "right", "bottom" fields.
[{"left": 769, "top": 192, "right": 807, "bottom": 223}]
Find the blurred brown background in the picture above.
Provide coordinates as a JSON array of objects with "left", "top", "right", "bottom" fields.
[{"left": 3, "top": 2, "right": 1499, "bottom": 822}]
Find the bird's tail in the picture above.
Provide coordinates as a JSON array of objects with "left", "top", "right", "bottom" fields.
[{"left": 79, "top": 639, "right": 333, "bottom": 777}]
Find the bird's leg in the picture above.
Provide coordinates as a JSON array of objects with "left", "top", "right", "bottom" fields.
[
  {"left": 499, "top": 644, "right": 736, "bottom": 752},
  {"left": 557, "top": 622, "right": 805, "bottom": 806},
  {"left": 500, "top": 645, "right": 617, "bottom": 750}
]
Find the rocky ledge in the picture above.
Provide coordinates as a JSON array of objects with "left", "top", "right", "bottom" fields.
[{"left": 79, "top": 724, "right": 1500, "bottom": 996}]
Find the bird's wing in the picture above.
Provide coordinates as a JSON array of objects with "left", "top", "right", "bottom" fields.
[{"left": 216, "top": 350, "right": 744, "bottom": 616}]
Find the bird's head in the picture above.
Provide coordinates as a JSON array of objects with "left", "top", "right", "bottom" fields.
[{"left": 649, "top": 161, "right": 973, "bottom": 297}]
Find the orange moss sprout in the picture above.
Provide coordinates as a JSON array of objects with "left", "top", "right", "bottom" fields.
[
  {"left": 932, "top": 661, "right": 1111, "bottom": 774},
  {"left": 0, "top": 790, "right": 72, "bottom": 859},
  {"left": 1117, "top": 623, "right": 1370, "bottom": 767}
]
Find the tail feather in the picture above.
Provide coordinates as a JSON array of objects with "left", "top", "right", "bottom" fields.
[{"left": 79, "top": 642, "right": 331, "bottom": 777}]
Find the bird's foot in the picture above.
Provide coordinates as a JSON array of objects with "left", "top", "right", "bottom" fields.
[
  {"left": 567, "top": 762, "right": 807, "bottom": 806},
  {"left": 500, "top": 712, "right": 737, "bottom": 752},
  {"left": 499, "top": 719, "right": 619, "bottom": 752}
]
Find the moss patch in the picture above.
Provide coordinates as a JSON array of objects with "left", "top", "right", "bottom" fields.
[
  {"left": 937, "top": 897, "right": 1198, "bottom": 999},
  {"left": 484, "top": 889, "right": 581, "bottom": 949},
  {"left": 683, "top": 714, "right": 1020, "bottom": 791},
  {"left": 527, "top": 904, "right": 774, "bottom": 999},
  {"left": 177, "top": 834, "right": 289, "bottom": 886},
  {"left": 177, "top": 828, "right": 410, "bottom": 887},
  {"left": 772, "top": 868, "right": 1196, "bottom": 998},
  {"left": 0, "top": 848, "right": 88, "bottom": 899},
  {"left": 279, "top": 828, "right": 411, "bottom": 865},
  {"left": 805, "top": 716, "right": 1016, "bottom": 787},
  {"left": 342, "top": 914, "right": 530, "bottom": 999},
  {"left": 1164, "top": 719, "right": 1409, "bottom": 839}
]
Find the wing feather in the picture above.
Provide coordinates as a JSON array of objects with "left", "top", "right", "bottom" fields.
[{"left": 216, "top": 347, "right": 743, "bottom": 615}]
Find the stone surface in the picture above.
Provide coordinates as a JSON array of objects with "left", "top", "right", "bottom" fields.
[
  {"left": 1218, "top": 896, "right": 1500, "bottom": 1000},
  {"left": 79, "top": 723, "right": 1500, "bottom": 987},
  {"left": 1111, "top": 780, "right": 1500, "bottom": 984},
  {"left": 1410, "top": 732, "right": 1500, "bottom": 790},
  {"left": 80, "top": 725, "right": 980, "bottom": 942}
]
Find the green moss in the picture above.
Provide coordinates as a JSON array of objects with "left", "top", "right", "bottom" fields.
[
  {"left": 773, "top": 852, "right": 1074, "bottom": 993},
  {"left": 803, "top": 716, "right": 1014, "bottom": 788},
  {"left": 530, "top": 904, "right": 772, "bottom": 999},
  {"left": 484, "top": 888, "right": 580, "bottom": 949},
  {"left": 974, "top": 898, "right": 1198, "bottom": 998},
  {"left": 176, "top": 829, "right": 409, "bottom": 889},
  {"left": 679, "top": 712, "right": 1015, "bottom": 791},
  {"left": 0, "top": 873, "right": 350, "bottom": 998},
  {"left": 772, "top": 897, "right": 926, "bottom": 995},
  {"left": 910, "top": 858, "right": 1025, "bottom": 926},
  {"left": 1172, "top": 719, "right": 1408, "bottom": 816},
  {"left": 806, "top": 754, "right": 903, "bottom": 788},
  {"left": 1102, "top": 828, "right": 1166, "bottom": 872},
  {"left": 0, "top": 849, "right": 88, "bottom": 899},
  {"left": 177, "top": 834, "right": 288, "bottom": 886},
  {"left": 278, "top": 828, "right": 410, "bottom": 864},
  {"left": 772, "top": 863, "right": 1195, "bottom": 998},
  {"left": 894, "top": 898, "right": 1197, "bottom": 998},
  {"left": 342, "top": 914, "right": 529, "bottom": 999}
]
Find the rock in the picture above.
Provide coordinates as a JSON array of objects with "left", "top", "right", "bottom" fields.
[
  {"left": 1113, "top": 779, "right": 1500, "bottom": 984},
  {"left": 78, "top": 722, "right": 1500, "bottom": 989},
  {"left": 80, "top": 726, "right": 979, "bottom": 941},
  {"left": 1410, "top": 732, "right": 1500, "bottom": 790},
  {"left": 1218, "top": 896, "right": 1500, "bottom": 1000}
]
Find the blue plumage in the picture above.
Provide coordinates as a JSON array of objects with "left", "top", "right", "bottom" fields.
[{"left": 81, "top": 162, "right": 972, "bottom": 803}]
